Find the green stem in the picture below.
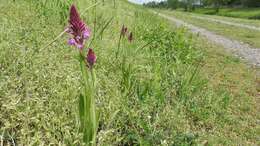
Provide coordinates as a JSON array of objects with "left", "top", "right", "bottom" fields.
[
  {"left": 116, "top": 34, "right": 122, "bottom": 59},
  {"left": 79, "top": 52, "right": 97, "bottom": 146}
]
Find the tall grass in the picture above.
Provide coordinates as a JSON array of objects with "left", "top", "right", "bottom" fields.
[
  {"left": 29, "top": 0, "right": 73, "bottom": 24},
  {"left": 0, "top": 0, "right": 258, "bottom": 145}
]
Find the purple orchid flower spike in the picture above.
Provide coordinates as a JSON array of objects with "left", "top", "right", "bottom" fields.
[
  {"left": 86, "top": 48, "right": 96, "bottom": 69},
  {"left": 128, "top": 32, "right": 133, "bottom": 43},
  {"left": 121, "top": 25, "right": 128, "bottom": 37},
  {"left": 67, "top": 5, "right": 91, "bottom": 49}
]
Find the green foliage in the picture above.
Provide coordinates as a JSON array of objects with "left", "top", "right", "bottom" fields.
[
  {"left": 195, "top": 7, "right": 260, "bottom": 19},
  {"left": 28, "top": 0, "right": 73, "bottom": 24},
  {"left": 0, "top": 0, "right": 258, "bottom": 145},
  {"left": 145, "top": 0, "right": 260, "bottom": 13},
  {"left": 167, "top": 0, "right": 180, "bottom": 9},
  {"left": 79, "top": 54, "right": 98, "bottom": 146}
]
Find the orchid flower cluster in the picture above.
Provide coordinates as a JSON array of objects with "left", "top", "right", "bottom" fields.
[
  {"left": 67, "top": 5, "right": 96, "bottom": 69},
  {"left": 116, "top": 25, "right": 134, "bottom": 58},
  {"left": 121, "top": 25, "right": 133, "bottom": 43},
  {"left": 66, "top": 5, "right": 97, "bottom": 146}
]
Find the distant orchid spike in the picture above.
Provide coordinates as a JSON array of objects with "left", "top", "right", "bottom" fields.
[
  {"left": 86, "top": 48, "right": 96, "bottom": 69},
  {"left": 67, "top": 4, "right": 91, "bottom": 49},
  {"left": 128, "top": 32, "right": 133, "bottom": 43},
  {"left": 121, "top": 25, "right": 128, "bottom": 36}
]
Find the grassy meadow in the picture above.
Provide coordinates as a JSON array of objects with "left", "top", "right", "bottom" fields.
[{"left": 0, "top": 0, "right": 259, "bottom": 145}]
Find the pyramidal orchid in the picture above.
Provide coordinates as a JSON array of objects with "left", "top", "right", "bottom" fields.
[
  {"left": 65, "top": 5, "right": 98, "bottom": 146},
  {"left": 67, "top": 5, "right": 91, "bottom": 49}
]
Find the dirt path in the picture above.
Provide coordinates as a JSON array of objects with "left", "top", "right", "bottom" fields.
[
  {"left": 190, "top": 15, "right": 260, "bottom": 31},
  {"left": 155, "top": 12, "right": 260, "bottom": 67}
]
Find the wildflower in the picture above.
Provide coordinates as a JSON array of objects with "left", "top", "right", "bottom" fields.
[
  {"left": 128, "top": 32, "right": 133, "bottom": 42},
  {"left": 67, "top": 5, "right": 91, "bottom": 49},
  {"left": 147, "top": 115, "right": 151, "bottom": 119},
  {"left": 68, "top": 38, "right": 76, "bottom": 46},
  {"left": 121, "top": 25, "right": 128, "bottom": 36},
  {"left": 86, "top": 48, "right": 96, "bottom": 69}
]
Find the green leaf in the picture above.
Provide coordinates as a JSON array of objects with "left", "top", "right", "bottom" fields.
[{"left": 79, "top": 93, "right": 85, "bottom": 128}]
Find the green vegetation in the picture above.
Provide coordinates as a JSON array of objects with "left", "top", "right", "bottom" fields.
[
  {"left": 161, "top": 10, "right": 260, "bottom": 48},
  {"left": 0, "top": 0, "right": 258, "bottom": 145},
  {"left": 145, "top": 0, "right": 260, "bottom": 19},
  {"left": 194, "top": 7, "right": 260, "bottom": 19}
]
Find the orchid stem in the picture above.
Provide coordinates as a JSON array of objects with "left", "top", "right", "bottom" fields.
[{"left": 116, "top": 34, "right": 122, "bottom": 59}]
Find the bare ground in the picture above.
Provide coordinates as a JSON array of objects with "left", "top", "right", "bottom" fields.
[
  {"left": 155, "top": 12, "right": 260, "bottom": 67},
  {"left": 191, "top": 15, "right": 260, "bottom": 31}
]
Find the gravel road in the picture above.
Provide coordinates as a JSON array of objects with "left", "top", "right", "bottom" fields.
[
  {"left": 156, "top": 12, "right": 260, "bottom": 67},
  {"left": 190, "top": 15, "right": 260, "bottom": 31}
]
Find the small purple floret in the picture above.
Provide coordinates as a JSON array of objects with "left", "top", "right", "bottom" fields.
[
  {"left": 83, "top": 30, "right": 91, "bottom": 39},
  {"left": 76, "top": 44, "right": 83, "bottom": 49},
  {"left": 68, "top": 38, "right": 76, "bottom": 45}
]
